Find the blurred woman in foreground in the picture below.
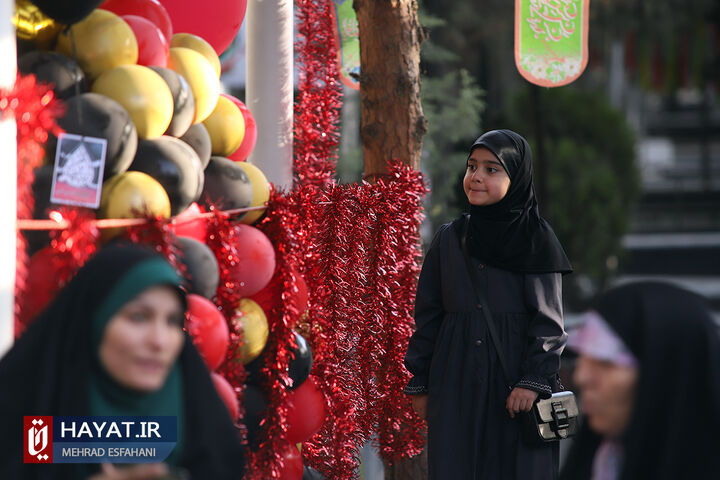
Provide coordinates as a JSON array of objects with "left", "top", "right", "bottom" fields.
[
  {"left": 560, "top": 281, "right": 720, "bottom": 480},
  {"left": 0, "top": 243, "right": 244, "bottom": 479}
]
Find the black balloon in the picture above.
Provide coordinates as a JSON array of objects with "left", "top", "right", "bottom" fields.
[
  {"left": 18, "top": 51, "right": 86, "bottom": 100},
  {"left": 200, "top": 156, "right": 252, "bottom": 216},
  {"left": 180, "top": 123, "right": 212, "bottom": 169},
  {"left": 245, "top": 332, "right": 312, "bottom": 390},
  {"left": 287, "top": 332, "right": 312, "bottom": 390},
  {"left": 149, "top": 66, "right": 196, "bottom": 138},
  {"left": 175, "top": 236, "right": 219, "bottom": 299},
  {"left": 243, "top": 385, "right": 267, "bottom": 449},
  {"left": 130, "top": 136, "right": 204, "bottom": 215},
  {"left": 47, "top": 93, "right": 137, "bottom": 179},
  {"left": 243, "top": 353, "right": 264, "bottom": 393},
  {"left": 33, "top": 0, "right": 104, "bottom": 25}
]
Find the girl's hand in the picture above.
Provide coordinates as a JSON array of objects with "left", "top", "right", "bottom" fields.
[
  {"left": 411, "top": 394, "right": 428, "bottom": 420},
  {"left": 506, "top": 387, "right": 538, "bottom": 418}
]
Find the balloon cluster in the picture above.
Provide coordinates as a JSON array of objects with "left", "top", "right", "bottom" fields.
[{"left": 15, "top": 0, "right": 260, "bottom": 248}]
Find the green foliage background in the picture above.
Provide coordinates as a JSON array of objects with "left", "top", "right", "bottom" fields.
[{"left": 506, "top": 88, "right": 640, "bottom": 305}]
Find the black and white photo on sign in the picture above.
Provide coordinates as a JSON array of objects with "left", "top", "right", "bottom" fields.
[{"left": 50, "top": 133, "right": 107, "bottom": 209}]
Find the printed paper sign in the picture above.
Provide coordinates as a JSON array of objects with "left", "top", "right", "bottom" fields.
[
  {"left": 50, "top": 133, "right": 107, "bottom": 209},
  {"left": 332, "top": 0, "right": 360, "bottom": 90},
  {"left": 515, "top": 0, "right": 589, "bottom": 87}
]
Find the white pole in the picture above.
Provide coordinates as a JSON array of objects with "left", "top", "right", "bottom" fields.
[
  {"left": 245, "top": 0, "right": 294, "bottom": 190},
  {"left": 0, "top": 0, "right": 17, "bottom": 356}
]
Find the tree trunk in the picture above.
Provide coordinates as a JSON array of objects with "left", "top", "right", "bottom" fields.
[
  {"left": 354, "top": 1, "right": 428, "bottom": 479},
  {"left": 355, "top": 0, "right": 427, "bottom": 178}
]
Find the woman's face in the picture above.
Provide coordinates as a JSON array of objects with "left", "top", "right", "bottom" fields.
[
  {"left": 464, "top": 147, "right": 511, "bottom": 206},
  {"left": 99, "top": 286, "right": 185, "bottom": 392},
  {"left": 573, "top": 355, "right": 639, "bottom": 438}
]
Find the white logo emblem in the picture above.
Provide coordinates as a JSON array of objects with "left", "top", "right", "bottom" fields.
[{"left": 28, "top": 418, "right": 49, "bottom": 461}]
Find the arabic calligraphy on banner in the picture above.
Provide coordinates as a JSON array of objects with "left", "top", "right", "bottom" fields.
[
  {"left": 515, "top": 0, "right": 589, "bottom": 87},
  {"left": 331, "top": 0, "right": 360, "bottom": 90}
]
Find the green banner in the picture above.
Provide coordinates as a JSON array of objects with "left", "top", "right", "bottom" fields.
[
  {"left": 332, "top": 0, "right": 360, "bottom": 90},
  {"left": 515, "top": 0, "right": 589, "bottom": 87}
]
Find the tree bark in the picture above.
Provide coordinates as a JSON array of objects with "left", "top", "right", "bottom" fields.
[
  {"left": 354, "top": 1, "right": 428, "bottom": 479},
  {"left": 354, "top": 0, "right": 427, "bottom": 178}
]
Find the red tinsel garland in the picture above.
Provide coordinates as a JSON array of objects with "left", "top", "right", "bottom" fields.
[
  {"left": 47, "top": 208, "right": 99, "bottom": 273},
  {"left": 295, "top": 165, "right": 426, "bottom": 478},
  {"left": 369, "top": 164, "right": 427, "bottom": 459},
  {"left": 1, "top": 74, "right": 64, "bottom": 334},
  {"left": 301, "top": 185, "right": 374, "bottom": 479},
  {"left": 241, "top": 188, "right": 307, "bottom": 479},
  {"left": 291, "top": 0, "right": 428, "bottom": 475},
  {"left": 126, "top": 214, "right": 183, "bottom": 273},
  {"left": 294, "top": 0, "right": 343, "bottom": 188},
  {"left": 206, "top": 210, "right": 250, "bottom": 440},
  {"left": 15, "top": 208, "right": 99, "bottom": 331}
]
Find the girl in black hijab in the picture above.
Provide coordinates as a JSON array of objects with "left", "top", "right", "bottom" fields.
[
  {"left": 0, "top": 243, "right": 244, "bottom": 479},
  {"left": 561, "top": 281, "right": 720, "bottom": 480},
  {"left": 404, "top": 130, "right": 571, "bottom": 479}
]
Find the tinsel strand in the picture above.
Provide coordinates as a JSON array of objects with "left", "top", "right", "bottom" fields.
[
  {"left": 294, "top": 0, "right": 343, "bottom": 188},
  {"left": 207, "top": 211, "right": 249, "bottom": 442},
  {"left": 126, "top": 214, "right": 182, "bottom": 272},
  {"left": 372, "top": 164, "right": 428, "bottom": 459},
  {"left": 301, "top": 186, "right": 371, "bottom": 479},
  {"left": 2, "top": 74, "right": 64, "bottom": 333},
  {"left": 243, "top": 190, "right": 304, "bottom": 478}
]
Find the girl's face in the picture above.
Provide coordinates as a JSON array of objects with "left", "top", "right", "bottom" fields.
[
  {"left": 573, "top": 355, "right": 639, "bottom": 438},
  {"left": 99, "top": 286, "right": 185, "bottom": 392},
  {"left": 464, "top": 147, "right": 511, "bottom": 206}
]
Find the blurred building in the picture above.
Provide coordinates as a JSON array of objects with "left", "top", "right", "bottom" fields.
[{"left": 607, "top": 44, "right": 720, "bottom": 316}]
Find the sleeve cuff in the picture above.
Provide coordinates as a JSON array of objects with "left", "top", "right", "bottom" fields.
[
  {"left": 515, "top": 374, "right": 552, "bottom": 399},
  {"left": 404, "top": 376, "right": 428, "bottom": 395}
]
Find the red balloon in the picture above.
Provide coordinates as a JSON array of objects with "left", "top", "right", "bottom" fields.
[
  {"left": 101, "top": 0, "right": 173, "bottom": 43},
  {"left": 229, "top": 224, "right": 276, "bottom": 297},
  {"left": 286, "top": 378, "right": 326, "bottom": 444},
  {"left": 157, "top": 0, "right": 247, "bottom": 55},
  {"left": 250, "top": 266, "right": 308, "bottom": 319},
  {"left": 278, "top": 443, "right": 303, "bottom": 480},
  {"left": 122, "top": 15, "right": 169, "bottom": 67},
  {"left": 171, "top": 202, "right": 207, "bottom": 242},
  {"left": 18, "top": 247, "right": 64, "bottom": 325},
  {"left": 186, "top": 294, "right": 229, "bottom": 370},
  {"left": 222, "top": 94, "right": 257, "bottom": 162},
  {"left": 210, "top": 372, "right": 239, "bottom": 421}
]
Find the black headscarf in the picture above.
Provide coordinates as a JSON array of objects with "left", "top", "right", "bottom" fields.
[
  {"left": 560, "top": 282, "right": 720, "bottom": 480},
  {"left": 455, "top": 129, "right": 572, "bottom": 274},
  {"left": 0, "top": 243, "right": 245, "bottom": 479}
]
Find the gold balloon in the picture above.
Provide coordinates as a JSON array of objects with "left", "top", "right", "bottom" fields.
[
  {"left": 170, "top": 33, "right": 221, "bottom": 78},
  {"left": 56, "top": 9, "right": 137, "bottom": 80},
  {"left": 237, "top": 162, "right": 270, "bottom": 225},
  {"left": 232, "top": 299, "right": 269, "bottom": 364},
  {"left": 167, "top": 47, "right": 220, "bottom": 124},
  {"left": 92, "top": 65, "right": 174, "bottom": 139},
  {"left": 202, "top": 95, "right": 245, "bottom": 157},
  {"left": 13, "top": 0, "right": 63, "bottom": 49},
  {"left": 98, "top": 171, "right": 171, "bottom": 241}
]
